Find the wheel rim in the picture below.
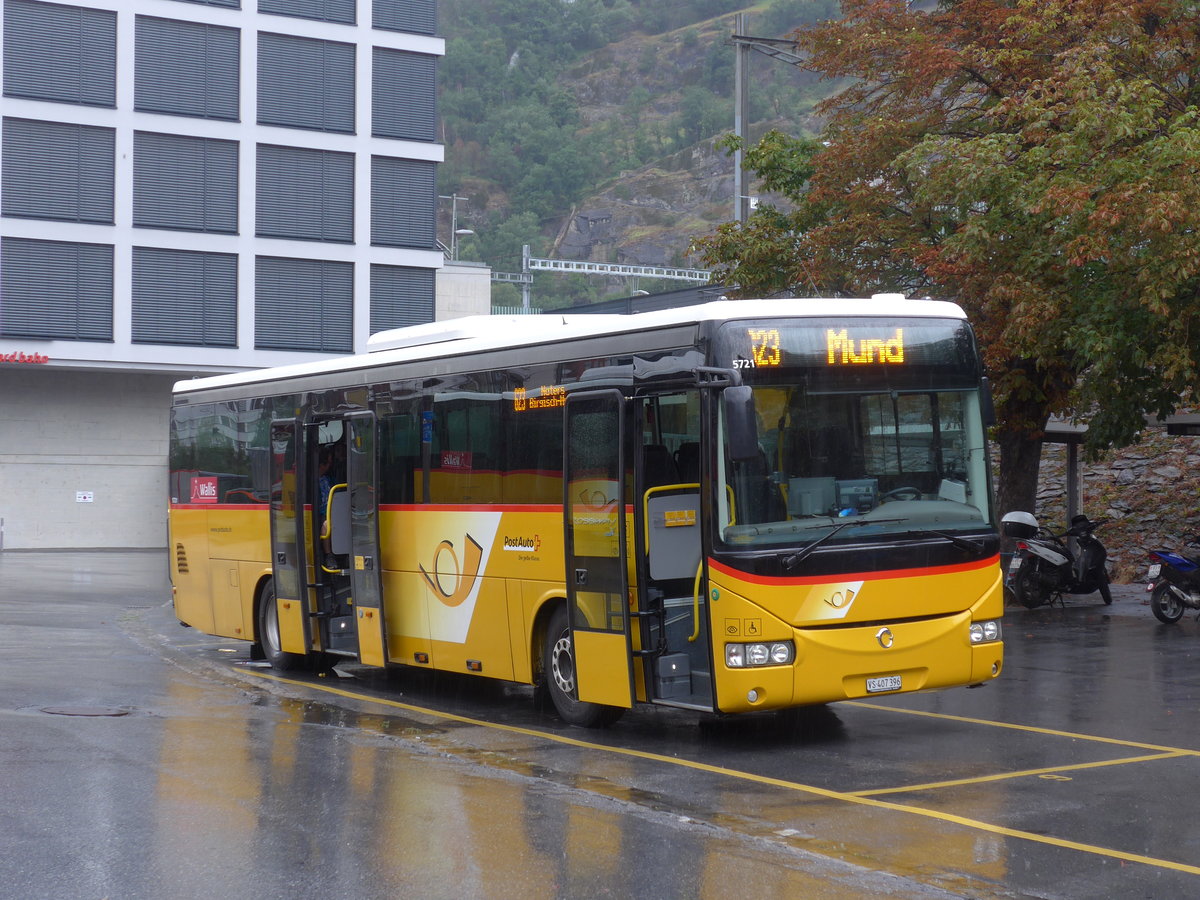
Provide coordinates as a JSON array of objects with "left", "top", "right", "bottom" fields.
[
  {"left": 1161, "top": 589, "right": 1183, "bottom": 618},
  {"left": 262, "top": 593, "right": 281, "bottom": 652},
  {"left": 551, "top": 633, "right": 575, "bottom": 695}
]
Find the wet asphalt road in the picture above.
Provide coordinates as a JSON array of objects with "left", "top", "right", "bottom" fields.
[{"left": 2, "top": 551, "right": 1198, "bottom": 899}]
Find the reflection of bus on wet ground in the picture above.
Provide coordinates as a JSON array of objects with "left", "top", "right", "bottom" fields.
[{"left": 168, "top": 297, "right": 1003, "bottom": 727}]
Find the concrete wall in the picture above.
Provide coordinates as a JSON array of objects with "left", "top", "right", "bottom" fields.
[
  {"left": 436, "top": 260, "right": 493, "bottom": 320},
  {"left": 0, "top": 369, "right": 174, "bottom": 550}
]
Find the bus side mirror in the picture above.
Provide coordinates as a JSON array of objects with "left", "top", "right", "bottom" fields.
[
  {"left": 981, "top": 377, "right": 996, "bottom": 428},
  {"left": 723, "top": 385, "right": 759, "bottom": 461}
]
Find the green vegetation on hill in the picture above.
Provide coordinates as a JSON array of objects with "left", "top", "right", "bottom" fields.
[{"left": 438, "top": 0, "right": 837, "bottom": 307}]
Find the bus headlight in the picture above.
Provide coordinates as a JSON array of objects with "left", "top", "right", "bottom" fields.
[
  {"left": 969, "top": 620, "right": 1002, "bottom": 644},
  {"left": 726, "top": 641, "right": 795, "bottom": 668}
]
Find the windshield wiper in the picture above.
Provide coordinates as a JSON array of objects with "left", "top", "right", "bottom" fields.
[
  {"left": 914, "top": 529, "right": 986, "bottom": 553},
  {"left": 782, "top": 517, "right": 907, "bottom": 571}
]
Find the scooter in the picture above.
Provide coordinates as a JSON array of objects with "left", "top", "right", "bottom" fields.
[
  {"left": 1001, "top": 511, "right": 1112, "bottom": 608},
  {"left": 1146, "top": 540, "right": 1200, "bottom": 624}
]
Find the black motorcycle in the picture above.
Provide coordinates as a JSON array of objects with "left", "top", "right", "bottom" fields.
[
  {"left": 1146, "top": 540, "right": 1200, "bottom": 624},
  {"left": 1001, "top": 511, "right": 1112, "bottom": 608}
]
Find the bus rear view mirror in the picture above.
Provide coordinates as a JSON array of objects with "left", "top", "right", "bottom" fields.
[{"left": 723, "top": 385, "right": 759, "bottom": 461}]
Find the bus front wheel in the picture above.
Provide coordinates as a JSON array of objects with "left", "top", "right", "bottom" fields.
[
  {"left": 543, "top": 605, "right": 623, "bottom": 728},
  {"left": 256, "top": 580, "right": 308, "bottom": 671}
]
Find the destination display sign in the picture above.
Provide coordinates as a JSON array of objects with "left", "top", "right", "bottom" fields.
[{"left": 722, "top": 317, "right": 975, "bottom": 376}]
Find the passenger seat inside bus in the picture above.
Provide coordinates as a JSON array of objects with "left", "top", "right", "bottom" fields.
[
  {"left": 642, "top": 444, "right": 679, "bottom": 488},
  {"left": 674, "top": 441, "right": 700, "bottom": 482}
]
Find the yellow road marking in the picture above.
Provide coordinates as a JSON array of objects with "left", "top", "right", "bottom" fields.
[
  {"left": 848, "top": 700, "right": 1200, "bottom": 756},
  {"left": 853, "top": 751, "right": 1189, "bottom": 796},
  {"left": 245, "top": 669, "right": 1200, "bottom": 877}
]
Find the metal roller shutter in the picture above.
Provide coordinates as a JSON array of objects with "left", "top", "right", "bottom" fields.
[
  {"left": 0, "top": 237, "right": 113, "bottom": 341},
  {"left": 134, "top": 132, "right": 238, "bottom": 233},
  {"left": 132, "top": 248, "right": 237, "bottom": 347},
  {"left": 135, "top": 15, "right": 239, "bottom": 120},
  {"left": 255, "top": 256, "right": 353, "bottom": 352},
  {"left": 372, "top": 48, "right": 437, "bottom": 142},
  {"left": 371, "top": 156, "right": 435, "bottom": 248}
]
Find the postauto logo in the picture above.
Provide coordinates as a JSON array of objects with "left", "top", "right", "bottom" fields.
[{"left": 502, "top": 534, "right": 541, "bottom": 553}]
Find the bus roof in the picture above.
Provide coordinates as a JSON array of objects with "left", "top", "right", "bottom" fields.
[{"left": 173, "top": 295, "right": 966, "bottom": 397}]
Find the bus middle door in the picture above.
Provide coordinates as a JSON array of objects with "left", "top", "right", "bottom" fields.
[
  {"left": 345, "top": 412, "right": 387, "bottom": 667},
  {"left": 564, "top": 390, "right": 635, "bottom": 709},
  {"left": 268, "top": 418, "right": 314, "bottom": 656}
]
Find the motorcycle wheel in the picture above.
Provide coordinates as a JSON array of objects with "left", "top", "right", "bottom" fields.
[
  {"left": 1014, "top": 559, "right": 1049, "bottom": 609},
  {"left": 1151, "top": 582, "right": 1185, "bottom": 624}
]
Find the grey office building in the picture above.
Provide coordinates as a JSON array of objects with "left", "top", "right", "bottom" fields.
[{"left": 0, "top": 0, "right": 444, "bottom": 549}]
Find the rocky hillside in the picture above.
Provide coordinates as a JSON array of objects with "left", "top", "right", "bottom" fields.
[{"left": 1031, "top": 429, "right": 1200, "bottom": 584}]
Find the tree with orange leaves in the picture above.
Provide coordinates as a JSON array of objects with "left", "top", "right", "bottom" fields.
[{"left": 693, "top": 0, "right": 1200, "bottom": 517}]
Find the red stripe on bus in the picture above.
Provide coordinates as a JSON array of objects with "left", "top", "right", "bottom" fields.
[
  {"left": 379, "top": 503, "right": 565, "bottom": 514},
  {"left": 170, "top": 504, "right": 267, "bottom": 511},
  {"left": 707, "top": 554, "right": 1000, "bottom": 586}
]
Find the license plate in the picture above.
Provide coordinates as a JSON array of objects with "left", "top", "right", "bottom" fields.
[
  {"left": 1008, "top": 556, "right": 1023, "bottom": 572},
  {"left": 1148, "top": 563, "right": 1161, "bottom": 579},
  {"left": 866, "top": 675, "right": 902, "bottom": 693}
]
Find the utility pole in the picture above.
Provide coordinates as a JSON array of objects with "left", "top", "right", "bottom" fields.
[
  {"left": 438, "top": 193, "right": 470, "bottom": 259},
  {"left": 730, "top": 21, "right": 808, "bottom": 224},
  {"left": 733, "top": 13, "right": 750, "bottom": 224}
]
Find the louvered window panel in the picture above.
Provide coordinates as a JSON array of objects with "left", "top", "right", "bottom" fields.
[
  {"left": 371, "top": 156, "right": 435, "bottom": 248},
  {"left": 167, "top": 0, "right": 239, "bottom": 7},
  {"left": 370, "top": 264, "right": 434, "bottom": 332},
  {"left": 134, "top": 132, "right": 238, "bottom": 234},
  {"left": 259, "top": 0, "right": 354, "bottom": 24},
  {"left": 0, "top": 237, "right": 113, "bottom": 341},
  {"left": 2, "top": 118, "right": 114, "bottom": 224},
  {"left": 135, "top": 16, "right": 239, "bottom": 120},
  {"left": 373, "top": 48, "right": 437, "bottom": 142},
  {"left": 255, "top": 256, "right": 353, "bottom": 352},
  {"left": 258, "top": 32, "right": 355, "bottom": 134},
  {"left": 257, "top": 144, "right": 354, "bottom": 243},
  {"left": 374, "top": 0, "right": 436, "bottom": 35},
  {"left": 132, "top": 247, "right": 237, "bottom": 347},
  {"left": 3, "top": 0, "right": 116, "bottom": 106}
]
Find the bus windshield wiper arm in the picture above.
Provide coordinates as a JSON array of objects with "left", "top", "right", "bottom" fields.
[
  {"left": 782, "top": 518, "right": 906, "bottom": 570},
  {"left": 915, "top": 529, "right": 985, "bottom": 553}
]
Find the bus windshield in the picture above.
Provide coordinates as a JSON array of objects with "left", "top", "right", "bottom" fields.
[{"left": 714, "top": 316, "right": 991, "bottom": 549}]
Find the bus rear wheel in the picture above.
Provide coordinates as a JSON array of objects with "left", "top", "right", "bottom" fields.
[
  {"left": 543, "top": 605, "right": 623, "bottom": 728},
  {"left": 256, "top": 580, "right": 309, "bottom": 671}
]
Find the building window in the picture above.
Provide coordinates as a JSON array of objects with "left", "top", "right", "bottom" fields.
[
  {"left": 2, "top": 118, "right": 114, "bottom": 224},
  {"left": 372, "top": 48, "right": 437, "bottom": 142},
  {"left": 258, "top": 32, "right": 355, "bottom": 134},
  {"left": 371, "top": 156, "right": 435, "bottom": 248},
  {"left": 3, "top": 0, "right": 116, "bottom": 107},
  {"left": 259, "top": 0, "right": 354, "bottom": 24},
  {"left": 255, "top": 256, "right": 353, "bottom": 353},
  {"left": 167, "top": 0, "right": 239, "bottom": 7},
  {"left": 256, "top": 144, "right": 354, "bottom": 243},
  {"left": 370, "top": 264, "right": 433, "bottom": 333},
  {"left": 134, "top": 132, "right": 238, "bottom": 234},
  {"left": 373, "top": 0, "right": 436, "bottom": 35},
  {"left": 132, "top": 248, "right": 237, "bottom": 347},
  {"left": 135, "top": 16, "right": 239, "bottom": 120},
  {"left": 0, "top": 237, "right": 113, "bottom": 341}
]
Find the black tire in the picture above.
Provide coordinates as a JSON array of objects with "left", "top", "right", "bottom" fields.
[
  {"left": 543, "top": 604, "right": 624, "bottom": 728},
  {"left": 1098, "top": 570, "right": 1113, "bottom": 605},
  {"left": 256, "top": 580, "right": 309, "bottom": 671},
  {"left": 1151, "top": 582, "right": 1185, "bottom": 624},
  {"left": 1014, "top": 559, "right": 1048, "bottom": 609}
]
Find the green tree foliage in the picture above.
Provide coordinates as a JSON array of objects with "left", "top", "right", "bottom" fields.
[{"left": 692, "top": 0, "right": 1200, "bottom": 516}]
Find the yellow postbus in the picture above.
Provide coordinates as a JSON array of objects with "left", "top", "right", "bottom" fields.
[{"left": 169, "top": 297, "right": 1003, "bottom": 727}]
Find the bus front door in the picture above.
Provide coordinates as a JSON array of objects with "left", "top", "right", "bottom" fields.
[
  {"left": 345, "top": 412, "right": 387, "bottom": 667},
  {"left": 268, "top": 419, "right": 313, "bottom": 655},
  {"left": 564, "top": 390, "right": 635, "bottom": 709}
]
